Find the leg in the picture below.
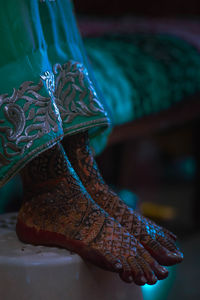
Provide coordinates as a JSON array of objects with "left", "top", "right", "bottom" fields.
[
  {"left": 63, "top": 132, "right": 183, "bottom": 266},
  {"left": 17, "top": 143, "right": 168, "bottom": 284}
]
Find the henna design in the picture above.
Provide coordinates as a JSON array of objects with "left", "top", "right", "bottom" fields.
[
  {"left": 63, "top": 132, "right": 183, "bottom": 266},
  {"left": 17, "top": 143, "right": 168, "bottom": 285}
]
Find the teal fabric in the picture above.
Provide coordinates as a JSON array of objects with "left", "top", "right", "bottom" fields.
[
  {"left": 85, "top": 34, "right": 200, "bottom": 126},
  {"left": 0, "top": 1, "right": 96, "bottom": 94},
  {"left": 0, "top": 0, "right": 110, "bottom": 122},
  {"left": 0, "top": 0, "right": 110, "bottom": 187}
]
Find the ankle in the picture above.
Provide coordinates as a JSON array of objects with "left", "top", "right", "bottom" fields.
[
  {"left": 63, "top": 131, "right": 90, "bottom": 161},
  {"left": 63, "top": 132, "right": 104, "bottom": 185},
  {"left": 64, "top": 131, "right": 89, "bottom": 148},
  {"left": 20, "top": 143, "right": 70, "bottom": 195}
]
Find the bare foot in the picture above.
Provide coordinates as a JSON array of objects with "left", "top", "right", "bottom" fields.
[
  {"left": 17, "top": 143, "right": 168, "bottom": 284},
  {"left": 64, "top": 132, "right": 183, "bottom": 266}
]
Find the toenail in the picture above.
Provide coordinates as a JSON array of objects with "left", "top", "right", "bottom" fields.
[
  {"left": 168, "top": 252, "right": 183, "bottom": 259},
  {"left": 115, "top": 263, "right": 122, "bottom": 270},
  {"left": 128, "top": 276, "right": 133, "bottom": 282},
  {"left": 176, "top": 251, "right": 184, "bottom": 257},
  {"left": 159, "top": 266, "right": 168, "bottom": 274},
  {"left": 141, "top": 276, "right": 147, "bottom": 283},
  {"left": 152, "top": 274, "right": 157, "bottom": 282}
]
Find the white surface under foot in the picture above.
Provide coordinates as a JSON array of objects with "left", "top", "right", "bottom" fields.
[{"left": 0, "top": 213, "right": 143, "bottom": 300}]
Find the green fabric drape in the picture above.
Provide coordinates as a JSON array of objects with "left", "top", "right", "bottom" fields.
[
  {"left": 0, "top": 0, "right": 110, "bottom": 187},
  {"left": 85, "top": 34, "right": 200, "bottom": 126}
]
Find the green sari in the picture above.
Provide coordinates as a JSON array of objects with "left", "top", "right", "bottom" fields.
[{"left": 0, "top": 0, "right": 110, "bottom": 187}]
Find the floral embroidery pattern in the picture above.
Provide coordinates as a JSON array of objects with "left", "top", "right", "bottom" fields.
[
  {"left": 0, "top": 61, "right": 107, "bottom": 176},
  {"left": 53, "top": 61, "right": 105, "bottom": 124},
  {"left": 0, "top": 80, "right": 59, "bottom": 167}
]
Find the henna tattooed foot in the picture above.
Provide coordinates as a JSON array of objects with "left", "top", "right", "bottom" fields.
[
  {"left": 17, "top": 143, "right": 168, "bottom": 285},
  {"left": 63, "top": 132, "right": 183, "bottom": 266}
]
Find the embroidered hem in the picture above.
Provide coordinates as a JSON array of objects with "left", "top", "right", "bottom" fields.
[{"left": 0, "top": 60, "right": 110, "bottom": 187}]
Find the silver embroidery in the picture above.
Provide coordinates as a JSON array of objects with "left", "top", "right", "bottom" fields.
[
  {"left": 40, "top": 71, "right": 55, "bottom": 97},
  {"left": 0, "top": 61, "right": 107, "bottom": 171},
  {"left": 53, "top": 61, "right": 105, "bottom": 124},
  {"left": 0, "top": 80, "right": 59, "bottom": 167}
]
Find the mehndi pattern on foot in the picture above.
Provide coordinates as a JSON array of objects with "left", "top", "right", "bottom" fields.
[
  {"left": 63, "top": 132, "right": 183, "bottom": 266},
  {"left": 17, "top": 143, "right": 168, "bottom": 285}
]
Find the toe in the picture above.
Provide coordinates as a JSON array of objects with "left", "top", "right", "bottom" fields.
[
  {"left": 163, "top": 228, "right": 177, "bottom": 241},
  {"left": 127, "top": 256, "right": 147, "bottom": 286},
  {"left": 157, "top": 235, "right": 183, "bottom": 255},
  {"left": 138, "top": 246, "right": 169, "bottom": 280},
  {"left": 119, "top": 257, "right": 135, "bottom": 283},
  {"left": 141, "top": 238, "right": 183, "bottom": 266},
  {"left": 103, "top": 251, "right": 123, "bottom": 272},
  {"left": 136, "top": 255, "right": 158, "bottom": 285}
]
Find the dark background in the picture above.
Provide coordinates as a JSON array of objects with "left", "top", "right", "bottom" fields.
[
  {"left": 74, "top": 0, "right": 200, "bottom": 16},
  {"left": 73, "top": 1, "right": 200, "bottom": 299}
]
